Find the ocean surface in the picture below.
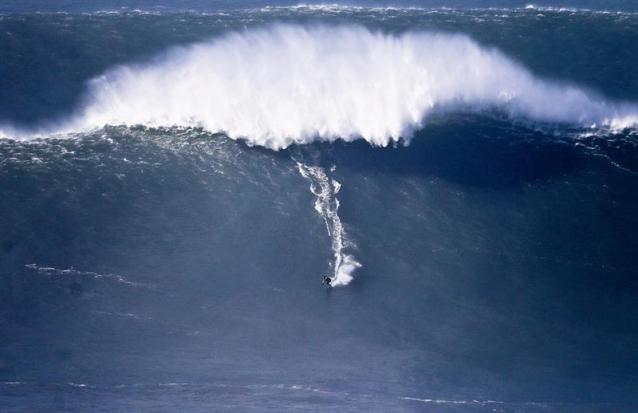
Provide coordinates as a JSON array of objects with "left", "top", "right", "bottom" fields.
[{"left": 1, "top": 1, "right": 637, "bottom": 412}]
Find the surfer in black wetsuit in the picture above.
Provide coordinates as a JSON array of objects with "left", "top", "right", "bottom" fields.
[{"left": 323, "top": 276, "right": 332, "bottom": 287}]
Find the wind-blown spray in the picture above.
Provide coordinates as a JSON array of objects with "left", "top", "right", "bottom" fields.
[
  {"left": 2, "top": 24, "right": 637, "bottom": 144},
  {"left": 58, "top": 24, "right": 636, "bottom": 148}
]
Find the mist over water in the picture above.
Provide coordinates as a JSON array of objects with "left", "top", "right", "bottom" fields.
[
  {"left": 66, "top": 26, "right": 638, "bottom": 144},
  {"left": 3, "top": 24, "right": 637, "bottom": 147}
]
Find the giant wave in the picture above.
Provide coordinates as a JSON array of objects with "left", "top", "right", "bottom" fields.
[{"left": 4, "top": 24, "right": 638, "bottom": 148}]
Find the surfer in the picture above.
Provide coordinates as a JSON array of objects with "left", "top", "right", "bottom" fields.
[{"left": 323, "top": 276, "right": 333, "bottom": 287}]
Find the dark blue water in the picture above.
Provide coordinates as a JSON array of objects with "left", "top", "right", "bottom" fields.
[
  {"left": 3, "top": 1, "right": 638, "bottom": 13},
  {"left": 1, "top": 3, "right": 637, "bottom": 412}
]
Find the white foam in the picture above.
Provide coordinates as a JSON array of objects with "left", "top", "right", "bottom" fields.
[
  {"left": 401, "top": 396, "right": 504, "bottom": 405},
  {"left": 297, "top": 162, "right": 360, "bottom": 287},
  {"left": 3, "top": 24, "right": 637, "bottom": 147},
  {"left": 24, "top": 263, "right": 143, "bottom": 287}
]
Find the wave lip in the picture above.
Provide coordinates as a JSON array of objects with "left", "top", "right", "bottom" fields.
[{"left": 5, "top": 24, "right": 638, "bottom": 147}]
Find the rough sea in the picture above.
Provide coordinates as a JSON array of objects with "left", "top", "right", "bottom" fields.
[{"left": 0, "top": 1, "right": 637, "bottom": 412}]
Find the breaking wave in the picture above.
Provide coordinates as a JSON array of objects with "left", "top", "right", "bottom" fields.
[{"left": 4, "top": 24, "right": 638, "bottom": 148}]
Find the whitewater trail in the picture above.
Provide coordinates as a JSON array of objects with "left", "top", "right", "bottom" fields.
[
  {"left": 296, "top": 162, "right": 360, "bottom": 287},
  {"left": 2, "top": 24, "right": 637, "bottom": 146}
]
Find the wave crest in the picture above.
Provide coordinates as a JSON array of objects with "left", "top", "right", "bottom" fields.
[{"left": 10, "top": 24, "right": 638, "bottom": 148}]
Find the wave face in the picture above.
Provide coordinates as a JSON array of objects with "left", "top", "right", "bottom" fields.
[
  {"left": 2, "top": 9, "right": 638, "bottom": 413},
  {"left": 61, "top": 24, "right": 636, "bottom": 149}
]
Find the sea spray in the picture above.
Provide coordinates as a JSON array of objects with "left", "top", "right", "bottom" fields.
[
  {"left": 296, "top": 162, "right": 361, "bottom": 286},
  {"left": 61, "top": 24, "right": 636, "bottom": 148},
  {"left": 3, "top": 24, "right": 636, "bottom": 145}
]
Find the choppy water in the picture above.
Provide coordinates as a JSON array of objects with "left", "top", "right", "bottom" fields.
[{"left": 0, "top": 2, "right": 637, "bottom": 412}]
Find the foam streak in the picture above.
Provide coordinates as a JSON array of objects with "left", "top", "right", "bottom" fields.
[{"left": 297, "top": 162, "right": 360, "bottom": 287}]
